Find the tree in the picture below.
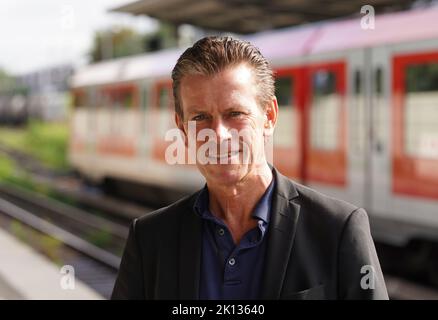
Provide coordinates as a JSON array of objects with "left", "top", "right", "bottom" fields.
[
  {"left": 144, "top": 22, "right": 178, "bottom": 52},
  {"left": 89, "top": 26, "right": 145, "bottom": 62},
  {"left": 0, "top": 69, "right": 17, "bottom": 94},
  {"left": 89, "top": 22, "right": 179, "bottom": 63}
]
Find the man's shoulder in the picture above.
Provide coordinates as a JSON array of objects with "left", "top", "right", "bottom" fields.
[
  {"left": 284, "top": 179, "right": 367, "bottom": 241},
  {"left": 280, "top": 176, "right": 362, "bottom": 227},
  {"left": 134, "top": 190, "right": 201, "bottom": 231},
  {"left": 294, "top": 182, "right": 358, "bottom": 214}
]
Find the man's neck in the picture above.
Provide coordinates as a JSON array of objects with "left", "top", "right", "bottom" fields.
[{"left": 206, "top": 163, "right": 273, "bottom": 244}]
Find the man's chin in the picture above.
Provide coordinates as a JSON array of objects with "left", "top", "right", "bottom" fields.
[{"left": 200, "top": 163, "right": 247, "bottom": 185}]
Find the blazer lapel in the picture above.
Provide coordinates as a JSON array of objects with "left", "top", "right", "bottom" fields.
[
  {"left": 179, "top": 196, "right": 202, "bottom": 299},
  {"left": 261, "top": 168, "right": 301, "bottom": 299}
]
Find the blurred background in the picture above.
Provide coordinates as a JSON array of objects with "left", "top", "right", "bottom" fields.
[{"left": 1, "top": 0, "right": 438, "bottom": 300}]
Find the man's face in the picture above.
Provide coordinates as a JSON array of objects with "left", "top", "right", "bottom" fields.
[{"left": 176, "top": 63, "right": 276, "bottom": 186}]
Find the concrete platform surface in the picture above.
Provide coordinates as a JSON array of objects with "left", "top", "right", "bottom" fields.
[{"left": 0, "top": 228, "right": 103, "bottom": 300}]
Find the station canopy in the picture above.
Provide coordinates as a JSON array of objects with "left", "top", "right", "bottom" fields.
[{"left": 112, "top": 0, "right": 419, "bottom": 34}]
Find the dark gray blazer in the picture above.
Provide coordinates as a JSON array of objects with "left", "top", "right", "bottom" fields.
[{"left": 111, "top": 167, "right": 388, "bottom": 300}]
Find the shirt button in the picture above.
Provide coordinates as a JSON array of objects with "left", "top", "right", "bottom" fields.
[
  {"left": 228, "top": 258, "right": 236, "bottom": 266},
  {"left": 218, "top": 228, "right": 225, "bottom": 236}
]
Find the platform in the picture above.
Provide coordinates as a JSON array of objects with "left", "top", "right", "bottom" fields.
[{"left": 0, "top": 227, "right": 103, "bottom": 300}]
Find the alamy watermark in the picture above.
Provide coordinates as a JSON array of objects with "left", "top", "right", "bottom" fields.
[
  {"left": 60, "top": 4, "right": 76, "bottom": 30},
  {"left": 164, "top": 121, "right": 273, "bottom": 165},
  {"left": 360, "top": 265, "right": 376, "bottom": 290},
  {"left": 60, "top": 265, "right": 75, "bottom": 290},
  {"left": 360, "top": 5, "right": 375, "bottom": 30}
]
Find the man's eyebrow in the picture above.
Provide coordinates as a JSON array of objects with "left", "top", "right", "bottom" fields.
[
  {"left": 186, "top": 108, "right": 206, "bottom": 115},
  {"left": 223, "top": 105, "right": 251, "bottom": 112},
  {"left": 185, "top": 105, "right": 251, "bottom": 115}
]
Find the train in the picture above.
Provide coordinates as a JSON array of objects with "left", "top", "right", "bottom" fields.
[{"left": 69, "top": 7, "right": 438, "bottom": 249}]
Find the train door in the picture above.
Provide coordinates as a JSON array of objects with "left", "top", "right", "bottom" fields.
[
  {"left": 369, "top": 41, "right": 438, "bottom": 234},
  {"left": 304, "top": 62, "right": 347, "bottom": 189},
  {"left": 392, "top": 51, "right": 438, "bottom": 199},
  {"left": 348, "top": 49, "right": 369, "bottom": 208},
  {"left": 69, "top": 86, "right": 101, "bottom": 180},
  {"left": 368, "top": 45, "right": 396, "bottom": 223},
  {"left": 97, "top": 83, "right": 139, "bottom": 157},
  {"left": 272, "top": 68, "right": 305, "bottom": 181},
  {"left": 71, "top": 88, "right": 93, "bottom": 153}
]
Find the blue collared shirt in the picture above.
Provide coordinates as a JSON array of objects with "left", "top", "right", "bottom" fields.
[{"left": 194, "top": 177, "right": 275, "bottom": 300}]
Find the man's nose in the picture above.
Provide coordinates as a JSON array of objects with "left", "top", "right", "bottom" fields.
[{"left": 211, "top": 118, "right": 232, "bottom": 141}]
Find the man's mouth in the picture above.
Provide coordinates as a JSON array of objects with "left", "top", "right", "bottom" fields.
[{"left": 207, "top": 150, "right": 240, "bottom": 160}]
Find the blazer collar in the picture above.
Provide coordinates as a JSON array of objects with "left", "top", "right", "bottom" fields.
[
  {"left": 260, "top": 167, "right": 301, "bottom": 299},
  {"left": 179, "top": 192, "right": 202, "bottom": 299}
]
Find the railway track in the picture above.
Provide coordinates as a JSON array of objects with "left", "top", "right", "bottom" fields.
[
  {"left": 0, "top": 142, "right": 154, "bottom": 222},
  {"left": 0, "top": 182, "right": 132, "bottom": 298}
]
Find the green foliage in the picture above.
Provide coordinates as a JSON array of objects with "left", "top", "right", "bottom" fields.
[
  {"left": 89, "top": 23, "right": 178, "bottom": 62},
  {"left": 0, "top": 153, "right": 49, "bottom": 195},
  {"left": 90, "top": 26, "right": 145, "bottom": 62},
  {"left": 9, "top": 220, "right": 62, "bottom": 264},
  {"left": 0, "top": 68, "right": 17, "bottom": 94},
  {"left": 0, "top": 120, "right": 69, "bottom": 171},
  {"left": 87, "top": 228, "right": 112, "bottom": 248},
  {"left": 10, "top": 220, "right": 26, "bottom": 241},
  {"left": 25, "top": 121, "right": 69, "bottom": 170},
  {"left": 0, "top": 155, "right": 14, "bottom": 180},
  {"left": 144, "top": 22, "right": 178, "bottom": 52},
  {"left": 39, "top": 234, "right": 62, "bottom": 263}
]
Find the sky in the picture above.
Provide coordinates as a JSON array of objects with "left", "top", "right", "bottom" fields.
[{"left": 0, "top": 0, "right": 158, "bottom": 75}]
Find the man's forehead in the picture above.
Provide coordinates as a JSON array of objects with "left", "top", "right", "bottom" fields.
[
  {"left": 182, "top": 87, "right": 256, "bottom": 114},
  {"left": 225, "top": 63, "right": 254, "bottom": 84},
  {"left": 179, "top": 64, "right": 259, "bottom": 116},
  {"left": 181, "top": 64, "right": 255, "bottom": 88}
]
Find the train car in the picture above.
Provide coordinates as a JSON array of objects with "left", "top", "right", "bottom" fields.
[{"left": 69, "top": 7, "right": 438, "bottom": 248}]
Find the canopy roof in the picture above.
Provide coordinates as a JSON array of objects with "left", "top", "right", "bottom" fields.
[{"left": 112, "top": 0, "right": 419, "bottom": 34}]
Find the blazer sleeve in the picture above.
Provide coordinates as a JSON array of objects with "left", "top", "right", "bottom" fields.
[
  {"left": 111, "top": 219, "right": 145, "bottom": 299},
  {"left": 338, "top": 208, "right": 389, "bottom": 300}
]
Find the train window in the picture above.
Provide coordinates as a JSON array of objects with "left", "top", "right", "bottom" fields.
[
  {"left": 274, "top": 76, "right": 296, "bottom": 148},
  {"left": 89, "top": 88, "right": 99, "bottom": 108},
  {"left": 117, "top": 90, "right": 133, "bottom": 108},
  {"left": 375, "top": 67, "right": 383, "bottom": 96},
  {"left": 158, "top": 87, "right": 170, "bottom": 109},
  {"left": 406, "top": 63, "right": 438, "bottom": 92},
  {"left": 275, "top": 77, "right": 294, "bottom": 106},
  {"left": 353, "top": 69, "right": 365, "bottom": 153},
  {"left": 313, "top": 71, "right": 336, "bottom": 95},
  {"left": 404, "top": 62, "right": 438, "bottom": 158},
  {"left": 310, "top": 70, "right": 339, "bottom": 150},
  {"left": 354, "top": 69, "right": 362, "bottom": 95},
  {"left": 101, "top": 86, "right": 134, "bottom": 109},
  {"left": 73, "top": 90, "right": 86, "bottom": 108},
  {"left": 156, "top": 85, "right": 174, "bottom": 135},
  {"left": 142, "top": 86, "right": 148, "bottom": 110}
]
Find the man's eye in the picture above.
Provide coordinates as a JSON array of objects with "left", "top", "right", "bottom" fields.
[
  {"left": 230, "top": 111, "right": 244, "bottom": 117},
  {"left": 192, "top": 114, "right": 206, "bottom": 121}
]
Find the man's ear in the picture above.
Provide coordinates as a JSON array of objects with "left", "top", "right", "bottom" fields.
[
  {"left": 175, "top": 112, "right": 184, "bottom": 131},
  {"left": 175, "top": 112, "right": 188, "bottom": 148},
  {"left": 263, "top": 97, "right": 278, "bottom": 137}
]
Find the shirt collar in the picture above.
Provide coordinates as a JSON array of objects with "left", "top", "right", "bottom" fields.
[
  {"left": 193, "top": 174, "right": 275, "bottom": 225},
  {"left": 252, "top": 177, "right": 275, "bottom": 224}
]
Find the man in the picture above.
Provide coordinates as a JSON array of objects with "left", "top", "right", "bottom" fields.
[{"left": 111, "top": 36, "right": 388, "bottom": 300}]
